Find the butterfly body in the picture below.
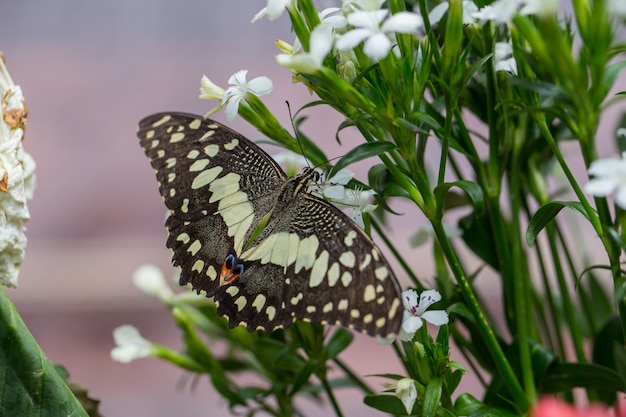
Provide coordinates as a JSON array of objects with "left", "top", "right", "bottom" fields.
[{"left": 137, "top": 112, "right": 402, "bottom": 337}]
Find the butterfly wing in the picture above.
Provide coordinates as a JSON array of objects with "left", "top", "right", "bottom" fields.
[
  {"left": 137, "top": 112, "right": 286, "bottom": 297},
  {"left": 216, "top": 192, "right": 403, "bottom": 338}
]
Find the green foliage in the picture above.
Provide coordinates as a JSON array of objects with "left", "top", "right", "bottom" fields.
[{"left": 0, "top": 286, "right": 91, "bottom": 417}]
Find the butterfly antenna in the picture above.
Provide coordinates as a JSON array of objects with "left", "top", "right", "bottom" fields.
[{"left": 286, "top": 101, "right": 312, "bottom": 169}]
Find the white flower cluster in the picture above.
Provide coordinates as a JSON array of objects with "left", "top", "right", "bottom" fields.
[{"left": 0, "top": 54, "right": 36, "bottom": 288}]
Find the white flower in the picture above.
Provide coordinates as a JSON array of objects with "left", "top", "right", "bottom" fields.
[
  {"left": 252, "top": 0, "right": 293, "bottom": 22},
  {"left": 342, "top": 187, "right": 377, "bottom": 228},
  {"left": 494, "top": 42, "right": 517, "bottom": 74},
  {"left": 399, "top": 289, "right": 449, "bottom": 341},
  {"left": 471, "top": 0, "right": 521, "bottom": 24},
  {"left": 472, "top": 0, "right": 559, "bottom": 24},
  {"left": 336, "top": 9, "right": 423, "bottom": 60},
  {"left": 276, "top": 24, "right": 335, "bottom": 73},
  {"left": 311, "top": 168, "right": 376, "bottom": 228},
  {"left": 132, "top": 264, "right": 174, "bottom": 302},
  {"left": 584, "top": 152, "right": 626, "bottom": 209},
  {"left": 395, "top": 378, "right": 418, "bottom": 415},
  {"left": 429, "top": 0, "right": 479, "bottom": 25},
  {"left": 110, "top": 325, "right": 154, "bottom": 363},
  {"left": 199, "top": 75, "right": 226, "bottom": 117},
  {"left": 0, "top": 55, "right": 36, "bottom": 288},
  {"left": 222, "top": 70, "right": 273, "bottom": 122}
]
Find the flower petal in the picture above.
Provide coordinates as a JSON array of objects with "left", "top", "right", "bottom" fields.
[
  {"left": 402, "top": 314, "right": 424, "bottom": 334},
  {"left": 347, "top": 9, "right": 388, "bottom": 28},
  {"left": 396, "top": 378, "right": 417, "bottom": 415},
  {"left": 584, "top": 177, "right": 619, "bottom": 197},
  {"left": 336, "top": 28, "right": 373, "bottom": 51},
  {"left": 402, "top": 289, "right": 419, "bottom": 310},
  {"left": 421, "top": 310, "right": 450, "bottom": 326},
  {"left": 614, "top": 186, "right": 626, "bottom": 209},
  {"left": 417, "top": 289, "right": 442, "bottom": 313},
  {"left": 363, "top": 32, "right": 392, "bottom": 60},
  {"left": 225, "top": 96, "right": 242, "bottom": 122},
  {"left": 429, "top": 3, "right": 450, "bottom": 24},
  {"left": 382, "top": 12, "right": 423, "bottom": 33},
  {"left": 247, "top": 76, "right": 274, "bottom": 96}
]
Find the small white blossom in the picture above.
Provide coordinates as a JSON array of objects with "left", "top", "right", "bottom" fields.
[
  {"left": 584, "top": 152, "right": 626, "bottom": 209},
  {"left": 494, "top": 42, "right": 517, "bottom": 74},
  {"left": 252, "top": 0, "right": 293, "bottom": 22},
  {"left": 313, "top": 168, "right": 354, "bottom": 200},
  {"left": 395, "top": 378, "right": 418, "bottom": 415},
  {"left": 311, "top": 169, "right": 376, "bottom": 228},
  {"left": 399, "top": 289, "right": 449, "bottom": 341},
  {"left": 277, "top": 24, "right": 335, "bottom": 73},
  {"left": 110, "top": 325, "right": 154, "bottom": 363},
  {"left": 429, "top": 0, "right": 479, "bottom": 25},
  {"left": 472, "top": 0, "right": 521, "bottom": 24},
  {"left": 472, "top": 0, "right": 559, "bottom": 24},
  {"left": 199, "top": 75, "right": 226, "bottom": 117},
  {"left": 336, "top": 9, "right": 423, "bottom": 60},
  {"left": 132, "top": 264, "right": 174, "bottom": 302},
  {"left": 222, "top": 70, "right": 273, "bottom": 122},
  {"left": 0, "top": 55, "right": 36, "bottom": 288}
]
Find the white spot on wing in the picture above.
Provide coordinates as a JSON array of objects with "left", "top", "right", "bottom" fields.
[
  {"left": 187, "top": 240, "right": 202, "bottom": 256},
  {"left": 191, "top": 166, "right": 223, "bottom": 189},
  {"left": 252, "top": 294, "right": 267, "bottom": 311},
  {"left": 339, "top": 251, "right": 356, "bottom": 268},
  {"left": 309, "top": 250, "right": 329, "bottom": 288}
]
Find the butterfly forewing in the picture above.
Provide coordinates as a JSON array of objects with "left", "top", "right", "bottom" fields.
[{"left": 137, "top": 112, "right": 403, "bottom": 338}]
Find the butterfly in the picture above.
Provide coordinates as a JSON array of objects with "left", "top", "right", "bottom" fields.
[{"left": 137, "top": 112, "right": 402, "bottom": 337}]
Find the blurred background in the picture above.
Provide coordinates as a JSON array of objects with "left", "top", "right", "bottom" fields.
[{"left": 1, "top": 1, "right": 624, "bottom": 416}]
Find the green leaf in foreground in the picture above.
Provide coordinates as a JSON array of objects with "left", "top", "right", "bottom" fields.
[{"left": 0, "top": 286, "right": 89, "bottom": 417}]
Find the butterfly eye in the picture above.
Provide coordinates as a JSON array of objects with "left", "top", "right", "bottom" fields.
[
  {"left": 224, "top": 253, "right": 236, "bottom": 269},
  {"left": 312, "top": 171, "right": 321, "bottom": 183},
  {"left": 233, "top": 262, "right": 245, "bottom": 276}
]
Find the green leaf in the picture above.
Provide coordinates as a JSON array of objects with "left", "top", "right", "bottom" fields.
[
  {"left": 324, "top": 328, "right": 353, "bottom": 360},
  {"left": 290, "top": 358, "right": 318, "bottom": 395},
  {"left": 526, "top": 201, "right": 590, "bottom": 247},
  {"left": 330, "top": 141, "right": 397, "bottom": 176},
  {"left": 455, "top": 393, "right": 518, "bottom": 417},
  {"left": 600, "top": 60, "right": 626, "bottom": 101},
  {"left": 541, "top": 362, "right": 626, "bottom": 393},
  {"left": 434, "top": 180, "right": 484, "bottom": 218},
  {"left": 364, "top": 394, "right": 420, "bottom": 415},
  {"left": 423, "top": 378, "right": 442, "bottom": 417},
  {"left": 0, "top": 286, "right": 89, "bottom": 417}
]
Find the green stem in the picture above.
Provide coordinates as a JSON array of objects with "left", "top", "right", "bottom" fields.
[
  {"left": 321, "top": 376, "right": 344, "bottom": 417},
  {"left": 509, "top": 140, "right": 537, "bottom": 402},
  {"left": 430, "top": 219, "right": 529, "bottom": 412}
]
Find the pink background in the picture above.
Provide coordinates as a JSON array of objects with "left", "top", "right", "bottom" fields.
[{"left": 2, "top": 1, "right": 624, "bottom": 416}]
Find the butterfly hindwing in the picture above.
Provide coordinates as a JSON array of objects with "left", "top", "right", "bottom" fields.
[
  {"left": 216, "top": 193, "right": 403, "bottom": 336},
  {"left": 137, "top": 112, "right": 403, "bottom": 338}
]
